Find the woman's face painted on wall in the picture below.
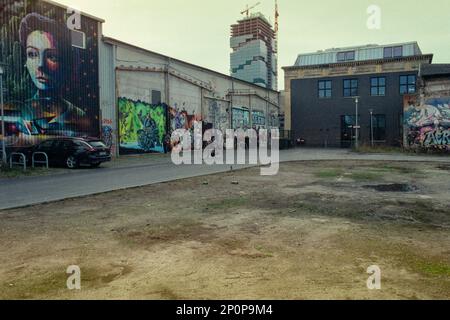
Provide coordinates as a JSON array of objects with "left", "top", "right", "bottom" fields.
[{"left": 26, "top": 30, "right": 61, "bottom": 91}]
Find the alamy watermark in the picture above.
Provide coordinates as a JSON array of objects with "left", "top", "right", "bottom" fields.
[
  {"left": 66, "top": 265, "right": 81, "bottom": 290},
  {"left": 170, "top": 122, "right": 280, "bottom": 176},
  {"left": 367, "top": 265, "right": 381, "bottom": 290},
  {"left": 367, "top": 5, "right": 381, "bottom": 30},
  {"left": 66, "top": 7, "right": 81, "bottom": 31}
]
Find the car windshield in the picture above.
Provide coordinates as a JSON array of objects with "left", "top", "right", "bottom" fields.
[{"left": 88, "top": 141, "right": 107, "bottom": 148}]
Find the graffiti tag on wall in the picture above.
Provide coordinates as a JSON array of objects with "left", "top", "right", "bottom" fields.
[
  {"left": 118, "top": 98, "right": 167, "bottom": 154},
  {"left": 208, "top": 100, "right": 228, "bottom": 133},
  {"left": 252, "top": 110, "right": 266, "bottom": 128},
  {"left": 232, "top": 107, "right": 250, "bottom": 130},
  {"left": 169, "top": 102, "right": 202, "bottom": 132},
  {"left": 0, "top": 0, "right": 100, "bottom": 147},
  {"left": 101, "top": 118, "right": 116, "bottom": 156},
  {"left": 423, "top": 129, "right": 450, "bottom": 146},
  {"left": 404, "top": 96, "right": 450, "bottom": 151}
]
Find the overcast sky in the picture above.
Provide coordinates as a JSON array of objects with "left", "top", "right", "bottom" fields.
[{"left": 59, "top": 0, "right": 450, "bottom": 90}]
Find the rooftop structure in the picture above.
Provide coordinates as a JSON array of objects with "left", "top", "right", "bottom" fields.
[{"left": 293, "top": 42, "right": 423, "bottom": 67}]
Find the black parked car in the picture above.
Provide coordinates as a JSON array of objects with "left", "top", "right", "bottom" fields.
[{"left": 28, "top": 137, "right": 112, "bottom": 169}]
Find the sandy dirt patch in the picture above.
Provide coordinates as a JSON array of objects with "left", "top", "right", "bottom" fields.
[{"left": 0, "top": 161, "right": 449, "bottom": 299}]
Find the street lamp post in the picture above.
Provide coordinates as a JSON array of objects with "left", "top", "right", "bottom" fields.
[
  {"left": 354, "top": 96, "right": 360, "bottom": 149},
  {"left": 0, "top": 65, "right": 6, "bottom": 166}
]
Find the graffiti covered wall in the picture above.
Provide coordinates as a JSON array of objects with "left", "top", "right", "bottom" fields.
[
  {"left": 404, "top": 95, "right": 450, "bottom": 151},
  {"left": 118, "top": 98, "right": 167, "bottom": 154},
  {"left": 0, "top": 0, "right": 100, "bottom": 147},
  {"left": 168, "top": 76, "right": 203, "bottom": 133}
]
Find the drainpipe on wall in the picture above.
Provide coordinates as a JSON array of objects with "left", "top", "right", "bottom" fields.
[
  {"left": 165, "top": 59, "right": 171, "bottom": 108},
  {"left": 249, "top": 95, "right": 253, "bottom": 128},
  {"left": 113, "top": 44, "right": 120, "bottom": 158},
  {"left": 266, "top": 91, "right": 269, "bottom": 129},
  {"left": 200, "top": 87, "right": 204, "bottom": 122},
  {"left": 230, "top": 78, "right": 234, "bottom": 130}
]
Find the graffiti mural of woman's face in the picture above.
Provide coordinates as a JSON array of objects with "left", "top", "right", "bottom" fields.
[{"left": 26, "top": 30, "right": 61, "bottom": 91}]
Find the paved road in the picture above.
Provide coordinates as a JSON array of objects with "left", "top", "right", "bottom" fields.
[{"left": 0, "top": 149, "right": 449, "bottom": 210}]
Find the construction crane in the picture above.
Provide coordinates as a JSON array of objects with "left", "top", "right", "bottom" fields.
[
  {"left": 273, "top": 0, "right": 279, "bottom": 55},
  {"left": 274, "top": 0, "right": 279, "bottom": 33},
  {"left": 241, "top": 2, "right": 261, "bottom": 17}
]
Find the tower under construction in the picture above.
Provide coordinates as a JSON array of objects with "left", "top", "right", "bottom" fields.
[{"left": 230, "top": 10, "right": 278, "bottom": 91}]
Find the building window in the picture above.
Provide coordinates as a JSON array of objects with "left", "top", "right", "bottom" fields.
[
  {"left": 393, "top": 46, "right": 403, "bottom": 57},
  {"left": 71, "top": 29, "right": 86, "bottom": 49},
  {"left": 318, "top": 80, "right": 332, "bottom": 98},
  {"left": 400, "top": 75, "right": 416, "bottom": 94},
  {"left": 371, "top": 114, "right": 386, "bottom": 141},
  {"left": 370, "top": 77, "right": 386, "bottom": 96},
  {"left": 384, "top": 46, "right": 403, "bottom": 58},
  {"left": 343, "top": 79, "right": 358, "bottom": 97},
  {"left": 337, "top": 51, "right": 355, "bottom": 62},
  {"left": 151, "top": 90, "right": 161, "bottom": 105}
]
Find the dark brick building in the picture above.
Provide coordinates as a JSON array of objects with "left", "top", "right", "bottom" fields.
[{"left": 283, "top": 42, "right": 433, "bottom": 147}]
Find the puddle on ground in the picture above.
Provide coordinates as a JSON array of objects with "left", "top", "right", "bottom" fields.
[{"left": 364, "top": 184, "right": 418, "bottom": 193}]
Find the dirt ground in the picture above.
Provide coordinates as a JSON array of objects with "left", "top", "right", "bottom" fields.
[{"left": 0, "top": 160, "right": 449, "bottom": 300}]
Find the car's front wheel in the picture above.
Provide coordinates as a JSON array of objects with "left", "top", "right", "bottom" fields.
[{"left": 66, "top": 156, "right": 78, "bottom": 169}]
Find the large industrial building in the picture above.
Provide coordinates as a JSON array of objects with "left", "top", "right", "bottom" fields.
[
  {"left": 230, "top": 12, "right": 278, "bottom": 91},
  {"left": 283, "top": 42, "right": 434, "bottom": 148},
  {"left": 100, "top": 38, "right": 280, "bottom": 157},
  {"left": 0, "top": 0, "right": 280, "bottom": 158}
]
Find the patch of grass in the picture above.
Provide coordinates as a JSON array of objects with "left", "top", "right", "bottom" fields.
[
  {"left": 254, "top": 245, "right": 275, "bottom": 258},
  {"left": 395, "top": 248, "right": 450, "bottom": 277},
  {"left": 315, "top": 169, "right": 344, "bottom": 179},
  {"left": 350, "top": 171, "right": 383, "bottom": 181},
  {"left": 293, "top": 201, "right": 323, "bottom": 214},
  {"left": 206, "top": 197, "right": 248, "bottom": 211},
  {"left": 380, "top": 165, "right": 420, "bottom": 175},
  {"left": 0, "top": 166, "right": 51, "bottom": 179},
  {"left": 417, "top": 261, "right": 450, "bottom": 277},
  {"left": 1, "top": 266, "right": 133, "bottom": 299},
  {"left": 0, "top": 270, "right": 68, "bottom": 299}
]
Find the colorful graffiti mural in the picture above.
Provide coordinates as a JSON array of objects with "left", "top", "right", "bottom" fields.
[
  {"left": 404, "top": 96, "right": 450, "bottom": 151},
  {"left": 0, "top": 0, "right": 100, "bottom": 147},
  {"left": 118, "top": 98, "right": 167, "bottom": 154},
  {"left": 101, "top": 118, "right": 115, "bottom": 156},
  {"left": 232, "top": 107, "right": 250, "bottom": 129},
  {"left": 169, "top": 102, "right": 201, "bottom": 132},
  {"left": 252, "top": 110, "right": 266, "bottom": 128}
]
